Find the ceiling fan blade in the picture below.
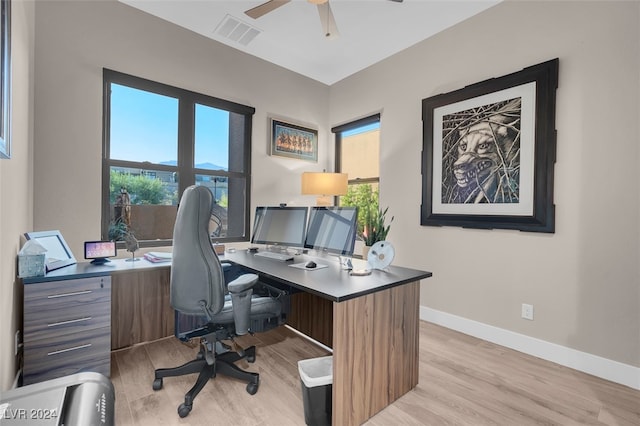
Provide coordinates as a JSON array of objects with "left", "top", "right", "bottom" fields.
[
  {"left": 317, "top": 2, "right": 339, "bottom": 38},
  {"left": 245, "top": 0, "right": 291, "bottom": 19}
]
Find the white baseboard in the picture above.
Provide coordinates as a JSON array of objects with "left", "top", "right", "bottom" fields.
[{"left": 420, "top": 306, "right": 640, "bottom": 391}]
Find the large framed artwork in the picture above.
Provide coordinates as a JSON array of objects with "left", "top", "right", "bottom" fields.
[
  {"left": 421, "top": 58, "right": 558, "bottom": 233},
  {"left": 270, "top": 118, "right": 318, "bottom": 162},
  {"left": 0, "top": 0, "right": 11, "bottom": 159}
]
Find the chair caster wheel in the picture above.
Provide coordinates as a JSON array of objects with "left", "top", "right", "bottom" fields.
[
  {"left": 246, "top": 382, "right": 259, "bottom": 395},
  {"left": 247, "top": 355, "right": 256, "bottom": 363},
  {"left": 178, "top": 403, "right": 192, "bottom": 418},
  {"left": 152, "top": 378, "right": 163, "bottom": 391}
]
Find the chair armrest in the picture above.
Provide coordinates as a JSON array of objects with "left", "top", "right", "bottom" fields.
[
  {"left": 227, "top": 273, "right": 259, "bottom": 294},
  {"left": 228, "top": 273, "right": 259, "bottom": 335}
]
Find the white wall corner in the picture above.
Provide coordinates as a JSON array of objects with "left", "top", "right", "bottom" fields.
[{"left": 420, "top": 306, "right": 640, "bottom": 391}]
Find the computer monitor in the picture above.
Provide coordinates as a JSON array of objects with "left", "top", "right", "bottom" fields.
[
  {"left": 251, "top": 206, "right": 309, "bottom": 248},
  {"left": 304, "top": 206, "right": 358, "bottom": 256}
]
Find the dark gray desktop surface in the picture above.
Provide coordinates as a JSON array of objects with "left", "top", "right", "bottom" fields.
[
  {"left": 223, "top": 250, "right": 432, "bottom": 302},
  {"left": 22, "top": 251, "right": 432, "bottom": 302},
  {"left": 21, "top": 258, "right": 170, "bottom": 284}
]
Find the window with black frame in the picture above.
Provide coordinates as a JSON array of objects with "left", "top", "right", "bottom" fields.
[
  {"left": 333, "top": 114, "right": 381, "bottom": 235},
  {"left": 102, "top": 69, "right": 254, "bottom": 247}
]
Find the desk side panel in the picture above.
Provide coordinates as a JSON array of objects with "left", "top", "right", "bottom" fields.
[
  {"left": 332, "top": 281, "right": 420, "bottom": 426},
  {"left": 288, "top": 292, "right": 333, "bottom": 348},
  {"left": 111, "top": 268, "right": 173, "bottom": 349}
]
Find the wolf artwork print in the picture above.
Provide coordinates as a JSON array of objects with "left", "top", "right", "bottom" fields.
[
  {"left": 421, "top": 59, "right": 558, "bottom": 233},
  {"left": 442, "top": 98, "right": 521, "bottom": 205}
]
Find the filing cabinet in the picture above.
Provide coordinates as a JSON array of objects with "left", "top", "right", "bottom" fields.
[{"left": 22, "top": 276, "right": 111, "bottom": 385}]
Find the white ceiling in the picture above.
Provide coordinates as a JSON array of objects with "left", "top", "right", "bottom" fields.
[{"left": 119, "top": 0, "right": 501, "bottom": 85}]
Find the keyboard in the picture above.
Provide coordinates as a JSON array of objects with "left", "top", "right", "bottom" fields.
[{"left": 254, "top": 251, "right": 294, "bottom": 261}]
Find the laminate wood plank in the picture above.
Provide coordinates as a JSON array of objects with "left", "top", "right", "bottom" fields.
[
  {"left": 128, "top": 392, "right": 185, "bottom": 426},
  {"left": 112, "top": 344, "right": 158, "bottom": 402},
  {"left": 112, "top": 321, "right": 640, "bottom": 426},
  {"left": 110, "top": 352, "right": 134, "bottom": 426},
  {"left": 421, "top": 334, "right": 618, "bottom": 424}
]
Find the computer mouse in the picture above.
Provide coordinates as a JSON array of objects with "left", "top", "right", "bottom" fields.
[{"left": 305, "top": 261, "right": 317, "bottom": 269}]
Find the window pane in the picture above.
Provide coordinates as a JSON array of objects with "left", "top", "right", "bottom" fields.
[
  {"left": 195, "top": 104, "right": 229, "bottom": 170},
  {"left": 108, "top": 166, "right": 178, "bottom": 241},
  {"left": 110, "top": 84, "right": 178, "bottom": 164},
  {"left": 340, "top": 124, "right": 379, "bottom": 181},
  {"left": 196, "top": 175, "right": 247, "bottom": 240},
  {"left": 103, "top": 70, "right": 253, "bottom": 246},
  {"left": 340, "top": 182, "right": 379, "bottom": 239},
  {"left": 337, "top": 118, "right": 380, "bottom": 241}
]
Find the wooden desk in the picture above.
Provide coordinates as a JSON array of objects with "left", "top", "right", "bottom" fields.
[
  {"left": 223, "top": 251, "right": 432, "bottom": 426},
  {"left": 24, "top": 254, "right": 432, "bottom": 426}
]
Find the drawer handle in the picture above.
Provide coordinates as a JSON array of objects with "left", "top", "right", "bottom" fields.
[
  {"left": 47, "top": 290, "right": 92, "bottom": 299},
  {"left": 47, "top": 317, "right": 92, "bottom": 328},
  {"left": 47, "top": 343, "right": 92, "bottom": 356}
]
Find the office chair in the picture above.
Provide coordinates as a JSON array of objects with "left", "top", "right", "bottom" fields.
[{"left": 152, "top": 185, "right": 283, "bottom": 418}]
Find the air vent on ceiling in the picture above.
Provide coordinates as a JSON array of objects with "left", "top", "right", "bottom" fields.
[{"left": 215, "top": 15, "right": 261, "bottom": 46}]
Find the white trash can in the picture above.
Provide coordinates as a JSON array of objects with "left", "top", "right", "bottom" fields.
[{"left": 298, "top": 356, "right": 332, "bottom": 426}]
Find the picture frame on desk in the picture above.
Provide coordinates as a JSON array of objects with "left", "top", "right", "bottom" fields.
[
  {"left": 25, "top": 230, "right": 77, "bottom": 272},
  {"left": 421, "top": 58, "right": 558, "bottom": 233},
  {"left": 269, "top": 117, "right": 318, "bottom": 162}
]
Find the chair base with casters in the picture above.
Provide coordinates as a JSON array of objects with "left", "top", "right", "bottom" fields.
[{"left": 152, "top": 323, "right": 261, "bottom": 418}]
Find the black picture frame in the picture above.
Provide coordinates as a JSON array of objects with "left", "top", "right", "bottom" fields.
[
  {"left": 0, "top": 0, "right": 11, "bottom": 159},
  {"left": 421, "top": 59, "right": 558, "bottom": 233},
  {"left": 269, "top": 117, "right": 318, "bottom": 162}
]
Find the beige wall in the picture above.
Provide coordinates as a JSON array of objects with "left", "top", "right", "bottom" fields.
[
  {"left": 330, "top": 0, "right": 640, "bottom": 367},
  {"left": 0, "top": 0, "right": 35, "bottom": 390}
]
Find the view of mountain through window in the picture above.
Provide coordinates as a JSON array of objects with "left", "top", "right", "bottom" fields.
[{"left": 102, "top": 70, "right": 254, "bottom": 246}]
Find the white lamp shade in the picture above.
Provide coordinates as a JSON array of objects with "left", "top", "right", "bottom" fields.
[{"left": 301, "top": 172, "right": 348, "bottom": 196}]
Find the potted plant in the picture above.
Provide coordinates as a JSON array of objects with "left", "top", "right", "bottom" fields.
[{"left": 361, "top": 205, "right": 394, "bottom": 258}]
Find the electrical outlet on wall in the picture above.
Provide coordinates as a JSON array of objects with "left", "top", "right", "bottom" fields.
[{"left": 521, "top": 303, "right": 534, "bottom": 320}]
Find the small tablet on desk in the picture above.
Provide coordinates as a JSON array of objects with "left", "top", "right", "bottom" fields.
[{"left": 84, "top": 241, "right": 117, "bottom": 265}]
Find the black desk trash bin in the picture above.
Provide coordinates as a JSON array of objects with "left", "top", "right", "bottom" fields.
[{"left": 298, "top": 356, "right": 332, "bottom": 426}]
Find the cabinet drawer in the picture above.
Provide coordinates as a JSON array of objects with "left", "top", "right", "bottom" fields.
[
  {"left": 24, "top": 300, "right": 111, "bottom": 344},
  {"left": 23, "top": 327, "right": 111, "bottom": 386},
  {"left": 24, "top": 276, "right": 111, "bottom": 310}
]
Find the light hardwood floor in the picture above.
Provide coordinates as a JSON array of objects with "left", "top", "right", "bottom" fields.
[{"left": 111, "top": 321, "right": 639, "bottom": 425}]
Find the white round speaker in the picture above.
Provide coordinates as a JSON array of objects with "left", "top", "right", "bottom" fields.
[{"left": 367, "top": 241, "right": 395, "bottom": 270}]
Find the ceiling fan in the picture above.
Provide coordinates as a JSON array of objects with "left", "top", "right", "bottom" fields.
[{"left": 245, "top": 0, "right": 403, "bottom": 38}]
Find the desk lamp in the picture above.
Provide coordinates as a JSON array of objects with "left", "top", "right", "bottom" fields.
[{"left": 301, "top": 171, "right": 348, "bottom": 206}]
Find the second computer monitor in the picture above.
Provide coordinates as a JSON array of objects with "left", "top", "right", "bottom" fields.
[
  {"left": 251, "top": 206, "right": 308, "bottom": 248},
  {"left": 304, "top": 206, "right": 358, "bottom": 256}
]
